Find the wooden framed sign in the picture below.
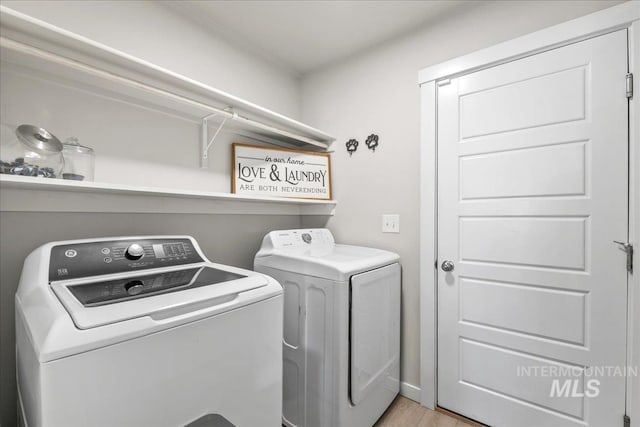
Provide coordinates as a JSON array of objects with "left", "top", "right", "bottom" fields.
[{"left": 232, "top": 143, "right": 332, "bottom": 200}]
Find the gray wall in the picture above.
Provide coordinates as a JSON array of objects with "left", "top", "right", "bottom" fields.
[{"left": 300, "top": 0, "right": 623, "bottom": 389}]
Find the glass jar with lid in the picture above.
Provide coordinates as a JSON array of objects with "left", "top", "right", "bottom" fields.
[
  {"left": 62, "top": 137, "right": 95, "bottom": 181},
  {"left": 0, "top": 124, "right": 65, "bottom": 178}
]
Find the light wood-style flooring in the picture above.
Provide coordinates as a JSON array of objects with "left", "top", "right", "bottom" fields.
[{"left": 375, "top": 396, "right": 482, "bottom": 427}]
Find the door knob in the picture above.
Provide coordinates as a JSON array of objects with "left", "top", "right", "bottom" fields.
[{"left": 441, "top": 260, "right": 455, "bottom": 272}]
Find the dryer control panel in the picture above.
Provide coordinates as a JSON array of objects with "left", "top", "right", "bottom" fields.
[
  {"left": 49, "top": 238, "right": 203, "bottom": 282},
  {"left": 267, "top": 229, "right": 335, "bottom": 250}
]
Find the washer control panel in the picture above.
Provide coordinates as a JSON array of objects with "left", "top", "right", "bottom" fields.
[{"left": 49, "top": 238, "right": 203, "bottom": 282}]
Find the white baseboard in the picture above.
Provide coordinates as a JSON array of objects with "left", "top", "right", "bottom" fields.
[{"left": 399, "top": 381, "right": 421, "bottom": 402}]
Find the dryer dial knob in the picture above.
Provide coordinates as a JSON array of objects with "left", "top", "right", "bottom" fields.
[{"left": 125, "top": 243, "right": 145, "bottom": 260}]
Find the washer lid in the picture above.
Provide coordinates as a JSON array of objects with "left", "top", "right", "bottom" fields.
[
  {"left": 255, "top": 243, "right": 399, "bottom": 281},
  {"left": 51, "top": 264, "right": 270, "bottom": 329}
]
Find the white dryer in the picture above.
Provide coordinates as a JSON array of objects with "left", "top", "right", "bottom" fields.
[
  {"left": 254, "top": 229, "right": 400, "bottom": 427},
  {"left": 16, "top": 236, "right": 283, "bottom": 427}
]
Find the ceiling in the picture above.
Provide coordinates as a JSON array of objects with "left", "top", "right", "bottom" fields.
[{"left": 162, "top": 1, "right": 477, "bottom": 75}]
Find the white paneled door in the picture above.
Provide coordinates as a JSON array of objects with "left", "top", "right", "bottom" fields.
[{"left": 437, "top": 30, "right": 629, "bottom": 427}]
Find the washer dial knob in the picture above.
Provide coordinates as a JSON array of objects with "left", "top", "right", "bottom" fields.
[
  {"left": 125, "top": 280, "right": 144, "bottom": 295},
  {"left": 125, "top": 243, "right": 145, "bottom": 260}
]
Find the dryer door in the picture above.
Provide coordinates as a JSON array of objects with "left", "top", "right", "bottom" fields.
[{"left": 350, "top": 263, "right": 401, "bottom": 405}]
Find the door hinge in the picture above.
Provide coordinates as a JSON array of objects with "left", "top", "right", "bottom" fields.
[
  {"left": 627, "top": 73, "right": 633, "bottom": 98},
  {"left": 614, "top": 241, "right": 634, "bottom": 273},
  {"left": 624, "top": 414, "right": 630, "bottom": 427}
]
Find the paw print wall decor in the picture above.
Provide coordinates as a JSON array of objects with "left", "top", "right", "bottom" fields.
[
  {"left": 345, "top": 139, "right": 359, "bottom": 156},
  {"left": 346, "top": 134, "right": 380, "bottom": 157},
  {"left": 365, "top": 134, "right": 379, "bottom": 152}
]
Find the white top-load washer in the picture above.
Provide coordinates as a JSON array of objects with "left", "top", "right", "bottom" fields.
[
  {"left": 254, "top": 229, "right": 400, "bottom": 427},
  {"left": 16, "top": 236, "right": 283, "bottom": 427}
]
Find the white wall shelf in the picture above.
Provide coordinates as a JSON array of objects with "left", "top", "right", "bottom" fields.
[
  {"left": 0, "top": 6, "right": 337, "bottom": 215},
  {"left": 0, "top": 6, "right": 335, "bottom": 156},
  {"left": 0, "top": 175, "right": 336, "bottom": 215}
]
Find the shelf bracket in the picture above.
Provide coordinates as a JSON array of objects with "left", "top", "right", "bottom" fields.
[{"left": 201, "top": 112, "right": 231, "bottom": 168}]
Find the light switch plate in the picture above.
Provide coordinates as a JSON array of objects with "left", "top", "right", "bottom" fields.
[{"left": 382, "top": 214, "right": 400, "bottom": 233}]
